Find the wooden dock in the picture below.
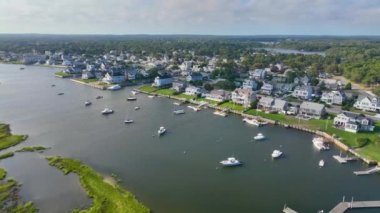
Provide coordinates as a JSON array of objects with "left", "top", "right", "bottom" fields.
[
  {"left": 283, "top": 206, "right": 298, "bottom": 213},
  {"left": 353, "top": 166, "right": 380, "bottom": 175},
  {"left": 330, "top": 200, "right": 380, "bottom": 213},
  {"left": 333, "top": 155, "right": 358, "bottom": 164}
]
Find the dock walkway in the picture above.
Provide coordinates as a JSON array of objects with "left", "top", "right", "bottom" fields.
[
  {"left": 330, "top": 200, "right": 380, "bottom": 213},
  {"left": 333, "top": 155, "right": 358, "bottom": 164},
  {"left": 353, "top": 166, "right": 380, "bottom": 175}
]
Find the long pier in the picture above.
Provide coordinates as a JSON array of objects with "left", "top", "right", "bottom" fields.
[
  {"left": 353, "top": 166, "right": 380, "bottom": 175},
  {"left": 333, "top": 155, "right": 358, "bottom": 164},
  {"left": 330, "top": 200, "right": 380, "bottom": 213}
]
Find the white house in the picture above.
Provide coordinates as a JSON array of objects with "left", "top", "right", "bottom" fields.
[
  {"left": 299, "top": 101, "right": 326, "bottom": 119},
  {"left": 292, "top": 85, "right": 313, "bottom": 100},
  {"left": 152, "top": 73, "right": 173, "bottom": 87},
  {"left": 185, "top": 86, "right": 203, "bottom": 96},
  {"left": 353, "top": 95, "right": 380, "bottom": 112},
  {"left": 231, "top": 88, "right": 256, "bottom": 107},
  {"left": 260, "top": 83, "right": 273, "bottom": 95},
  {"left": 204, "top": 90, "right": 231, "bottom": 103},
  {"left": 334, "top": 111, "right": 375, "bottom": 133},
  {"left": 249, "top": 69, "right": 266, "bottom": 80},
  {"left": 257, "top": 97, "right": 288, "bottom": 113},
  {"left": 321, "top": 90, "right": 345, "bottom": 105},
  {"left": 102, "top": 72, "right": 125, "bottom": 84},
  {"left": 242, "top": 79, "right": 258, "bottom": 91}
]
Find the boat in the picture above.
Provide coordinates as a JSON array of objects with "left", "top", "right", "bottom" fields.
[
  {"left": 271, "top": 150, "right": 283, "bottom": 159},
  {"left": 127, "top": 97, "right": 137, "bottom": 101},
  {"left": 243, "top": 118, "right": 261, "bottom": 126},
  {"left": 173, "top": 102, "right": 181, "bottom": 106},
  {"left": 57, "top": 92, "right": 64, "bottom": 95},
  {"left": 188, "top": 105, "right": 200, "bottom": 111},
  {"left": 131, "top": 90, "right": 139, "bottom": 95},
  {"left": 96, "top": 95, "right": 103, "bottom": 99},
  {"left": 173, "top": 109, "right": 185, "bottom": 115},
  {"left": 313, "top": 137, "right": 330, "bottom": 151},
  {"left": 101, "top": 108, "right": 114, "bottom": 115},
  {"left": 254, "top": 133, "right": 265, "bottom": 140},
  {"left": 124, "top": 119, "right": 134, "bottom": 124},
  {"left": 148, "top": 95, "right": 155, "bottom": 98},
  {"left": 220, "top": 157, "right": 242, "bottom": 167},
  {"left": 20, "top": 67, "right": 25, "bottom": 70},
  {"left": 134, "top": 106, "right": 140, "bottom": 110},
  {"left": 51, "top": 84, "right": 56, "bottom": 87},
  {"left": 107, "top": 85, "right": 121, "bottom": 91},
  {"left": 213, "top": 110, "right": 228, "bottom": 117},
  {"left": 319, "top": 160, "right": 325, "bottom": 167},
  {"left": 85, "top": 101, "right": 92, "bottom": 106},
  {"left": 158, "top": 126, "right": 166, "bottom": 135}
]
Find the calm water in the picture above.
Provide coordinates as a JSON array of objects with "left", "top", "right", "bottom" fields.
[{"left": 0, "top": 64, "right": 379, "bottom": 213}]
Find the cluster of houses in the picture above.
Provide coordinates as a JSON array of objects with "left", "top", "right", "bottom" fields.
[{"left": 1, "top": 49, "right": 378, "bottom": 134}]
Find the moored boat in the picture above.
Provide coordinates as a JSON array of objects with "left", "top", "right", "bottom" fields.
[
  {"left": 57, "top": 92, "right": 64, "bottom": 95},
  {"left": 313, "top": 137, "right": 330, "bottom": 151},
  {"left": 158, "top": 126, "right": 166, "bottom": 135},
  {"left": 131, "top": 90, "right": 139, "bottom": 95},
  {"left": 85, "top": 101, "right": 92, "bottom": 106},
  {"left": 107, "top": 85, "right": 121, "bottom": 90},
  {"left": 124, "top": 119, "right": 134, "bottom": 124},
  {"left": 319, "top": 160, "right": 325, "bottom": 167},
  {"left": 254, "top": 133, "right": 265, "bottom": 140},
  {"left": 243, "top": 118, "right": 261, "bottom": 126},
  {"left": 213, "top": 110, "right": 228, "bottom": 117},
  {"left": 187, "top": 105, "right": 200, "bottom": 111},
  {"left": 96, "top": 95, "right": 103, "bottom": 99},
  {"left": 271, "top": 150, "right": 283, "bottom": 159},
  {"left": 127, "top": 97, "right": 137, "bottom": 101},
  {"left": 220, "top": 157, "right": 242, "bottom": 167},
  {"left": 173, "top": 109, "right": 185, "bottom": 115},
  {"left": 101, "top": 108, "right": 114, "bottom": 115},
  {"left": 134, "top": 106, "right": 140, "bottom": 110}
]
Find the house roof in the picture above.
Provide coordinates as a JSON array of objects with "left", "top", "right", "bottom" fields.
[{"left": 300, "top": 101, "right": 325, "bottom": 112}]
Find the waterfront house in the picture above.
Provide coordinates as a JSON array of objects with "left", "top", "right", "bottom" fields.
[
  {"left": 353, "top": 95, "right": 380, "bottom": 112},
  {"left": 231, "top": 88, "right": 256, "bottom": 107},
  {"left": 257, "top": 97, "right": 288, "bottom": 113},
  {"left": 186, "top": 72, "right": 203, "bottom": 82},
  {"left": 102, "top": 71, "right": 125, "bottom": 84},
  {"left": 321, "top": 90, "right": 345, "bottom": 105},
  {"left": 260, "top": 83, "right": 274, "bottom": 95},
  {"left": 204, "top": 89, "right": 231, "bottom": 103},
  {"left": 249, "top": 69, "right": 267, "bottom": 80},
  {"left": 299, "top": 101, "right": 326, "bottom": 119},
  {"left": 81, "top": 70, "right": 95, "bottom": 80},
  {"left": 292, "top": 85, "right": 313, "bottom": 100},
  {"left": 185, "top": 86, "right": 203, "bottom": 96},
  {"left": 334, "top": 111, "right": 375, "bottom": 133},
  {"left": 172, "top": 81, "right": 187, "bottom": 93},
  {"left": 242, "top": 79, "right": 258, "bottom": 91},
  {"left": 152, "top": 73, "right": 173, "bottom": 88},
  {"left": 126, "top": 69, "right": 138, "bottom": 80}
]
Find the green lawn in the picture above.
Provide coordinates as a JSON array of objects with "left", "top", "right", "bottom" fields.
[
  {"left": 0, "top": 124, "right": 28, "bottom": 151},
  {"left": 0, "top": 168, "right": 6, "bottom": 180},
  {"left": 219, "top": 101, "right": 246, "bottom": 112},
  {"left": 173, "top": 93, "right": 195, "bottom": 100},
  {"left": 76, "top": 78, "right": 98, "bottom": 83},
  {"left": 195, "top": 97, "right": 220, "bottom": 105},
  {"left": 138, "top": 85, "right": 158, "bottom": 93},
  {"left": 47, "top": 156, "right": 149, "bottom": 213},
  {"left": 0, "top": 152, "right": 14, "bottom": 160},
  {"left": 54, "top": 71, "right": 72, "bottom": 78},
  {"left": 156, "top": 88, "right": 176, "bottom": 96}
]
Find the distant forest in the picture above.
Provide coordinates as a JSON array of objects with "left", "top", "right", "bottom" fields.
[{"left": 0, "top": 34, "right": 379, "bottom": 94}]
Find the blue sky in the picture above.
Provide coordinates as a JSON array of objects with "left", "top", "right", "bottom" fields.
[{"left": 0, "top": 0, "right": 379, "bottom": 35}]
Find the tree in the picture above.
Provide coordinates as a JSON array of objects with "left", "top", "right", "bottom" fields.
[
  {"left": 344, "top": 82, "right": 352, "bottom": 90},
  {"left": 214, "top": 80, "right": 236, "bottom": 91},
  {"left": 204, "top": 83, "right": 214, "bottom": 91},
  {"left": 250, "top": 100, "right": 259, "bottom": 109}
]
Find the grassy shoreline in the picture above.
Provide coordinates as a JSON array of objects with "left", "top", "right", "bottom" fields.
[
  {"left": 47, "top": 156, "right": 149, "bottom": 213},
  {"left": 0, "top": 124, "right": 28, "bottom": 151}
]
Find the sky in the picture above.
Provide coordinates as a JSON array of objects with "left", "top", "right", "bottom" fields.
[{"left": 0, "top": 0, "right": 379, "bottom": 35}]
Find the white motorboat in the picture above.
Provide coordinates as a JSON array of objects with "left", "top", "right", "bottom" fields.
[
  {"left": 158, "top": 126, "right": 166, "bottom": 135},
  {"left": 131, "top": 90, "right": 139, "bottom": 95},
  {"left": 220, "top": 157, "right": 242, "bottom": 167},
  {"left": 101, "top": 108, "right": 114, "bottom": 115},
  {"left": 127, "top": 97, "right": 137, "bottom": 101},
  {"left": 313, "top": 137, "right": 330, "bottom": 151},
  {"left": 85, "top": 101, "right": 92, "bottom": 106},
  {"left": 271, "top": 150, "right": 283, "bottom": 159},
  {"left": 134, "top": 106, "right": 140, "bottom": 110},
  {"left": 243, "top": 118, "right": 261, "bottom": 126},
  {"left": 124, "top": 119, "right": 134, "bottom": 124},
  {"left": 173, "top": 109, "right": 185, "bottom": 115},
  {"left": 319, "top": 160, "right": 325, "bottom": 167},
  {"left": 213, "top": 110, "right": 228, "bottom": 117},
  {"left": 187, "top": 105, "right": 200, "bottom": 111},
  {"left": 254, "top": 133, "right": 265, "bottom": 140},
  {"left": 148, "top": 95, "right": 155, "bottom": 98},
  {"left": 173, "top": 102, "right": 181, "bottom": 106},
  {"left": 107, "top": 85, "right": 121, "bottom": 90}
]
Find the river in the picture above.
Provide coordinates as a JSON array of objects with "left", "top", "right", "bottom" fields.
[{"left": 0, "top": 64, "right": 379, "bottom": 213}]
